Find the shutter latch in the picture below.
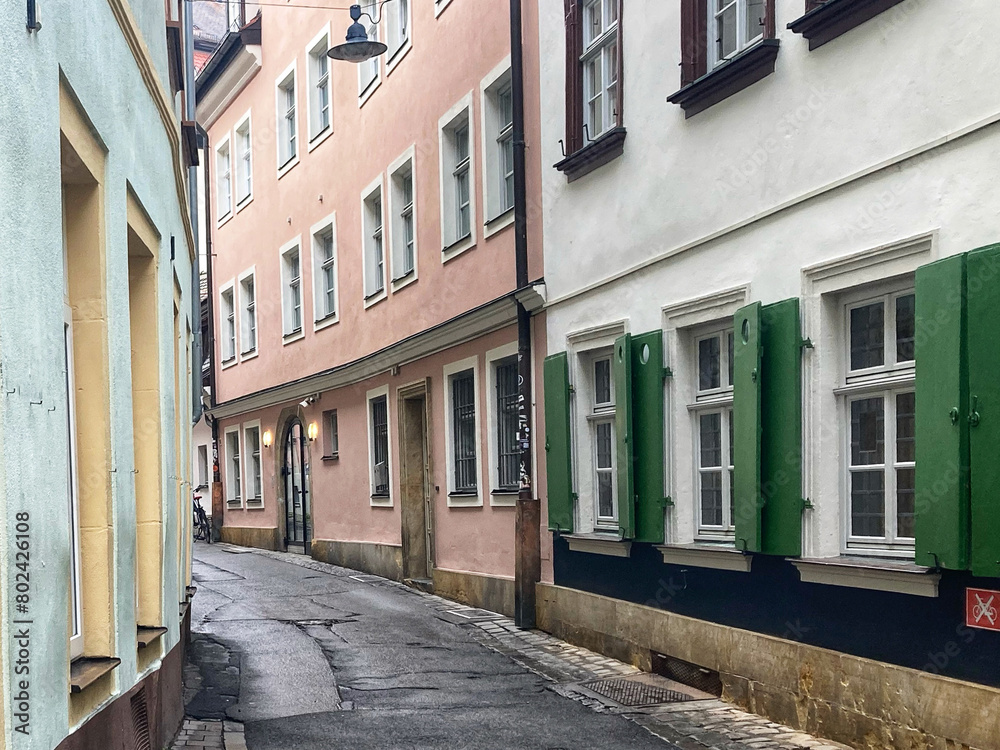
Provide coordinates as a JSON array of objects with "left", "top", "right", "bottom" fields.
[
  {"left": 969, "top": 396, "right": 981, "bottom": 427},
  {"left": 663, "top": 367, "right": 673, "bottom": 381},
  {"left": 801, "top": 498, "right": 814, "bottom": 511},
  {"left": 663, "top": 496, "right": 674, "bottom": 508},
  {"left": 799, "top": 338, "right": 814, "bottom": 350}
]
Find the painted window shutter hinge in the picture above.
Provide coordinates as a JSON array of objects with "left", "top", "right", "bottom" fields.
[
  {"left": 663, "top": 367, "right": 673, "bottom": 381},
  {"left": 801, "top": 498, "right": 814, "bottom": 511},
  {"left": 568, "top": 384, "right": 576, "bottom": 394},
  {"left": 663, "top": 496, "right": 674, "bottom": 508},
  {"left": 571, "top": 492, "right": 579, "bottom": 501},
  {"left": 800, "top": 338, "right": 814, "bottom": 350},
  {"left": 544, "top": 438, "right": 550, "bottom": 452}
]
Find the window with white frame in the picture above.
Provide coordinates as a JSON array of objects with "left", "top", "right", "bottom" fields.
[
  {"left": 494, "top": 356, "right": 519, "bottom": 491},
  {"left": 359, "top": 0, "right": 380, "bottom": 95},
  {"left": 324, "top": 409, "right": 339, "bottom": 458},
  {"left": 308, "top": 33, "right": 332, "bottom": 140},
  {"left": 197, "top": 444, "right": 209, "bottom": 489},
  {"left": 239, "top": 272, "right": 256, "bottom": 355},
  {"left": 277, "top": 68, "right": 297, "bottom": 168},
  {"left": 710, "top": 0, "right": 766, "bottom": 68},
  {"left": 281, "top": 243, "right": 303, "bottom": 337},
  {"left": 235, "top": 115, "right": 252, "bottom": 204},
  {"left": 363, "top": 186, "right": 385, "bottom": 298},
  {"left": 692, "top": 327, "right": 735, "bottom": 537},
  {"left": 244, "top": 423, "right": 263, "bottom": 505},
  {"left": 441, "top": 107, "right": 472, "bottom": 249},
  {"left": 312, "top": 221, "right": 337, "bottom": 322},
  {"left": 390, "top": 158, "right": 415, "bottom": 280},
  {"left": 588, "top": 353, "right": 617, "bottom": 527},
  {"left": 385, "top": 0, "right": 410, "bottom": 60},
  {"left": 582, "top": 0, "right": 619, "bottom": 140},
  {"left": 216, "top": 137, "right": 232, "bottom": 220},
  {"left": 842, "top": 288, "right": 916, "bottom": 550},
  {"left": 483, "top": 68, "right": 515, "bottom": 223},
  {"left": 220, "top": 285, "right": 236, "bottom": 362},
  {"left": 225, "top": 427, "right": 242, "bottom": 506},
  {"left": 370, "top": 394, "right": 389, "bottom": 496},
  {"left": 450, "top": 369, "right": 478, "bottom": 494}
]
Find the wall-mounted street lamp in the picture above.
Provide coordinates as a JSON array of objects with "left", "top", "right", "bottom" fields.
[
  {"left": 262, "top": 430, "right": 273, "bottom": 449},
  {"left": 327, "top": 4, "right": 388, "bottom": 63},
  {"left": 307, "top": 422, "right": 319, "bottom": 442}
]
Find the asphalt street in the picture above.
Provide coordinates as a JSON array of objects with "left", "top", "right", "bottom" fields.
[{"left": 187, "top": 542, "right": 676, "bottom": 749}]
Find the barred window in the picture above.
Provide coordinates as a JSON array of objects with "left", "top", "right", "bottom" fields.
[
  {"left": 371, "top": 396, "right": 389, "bottom": 496},
  {"left": 451, "top": 370, "right": 477, "bottom": 493},
  {"left": 495, "top": 358, "right": 519, "bottom": 491}
]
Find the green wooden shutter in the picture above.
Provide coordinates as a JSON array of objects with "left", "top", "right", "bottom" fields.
[
  {"left": 760, "top": 299, "right": 803, "bottom": 557},
  {"left": 544, "top": 352, "right": 574, "bottom": 533},
  {"left": 631, "top": 330, "right": 666, "bottom": 544},
  {"left": 733, "top": 302, "right": 763, "bottom": 552},
  {"left": 914, "top": 253, "right": 970, "bottom": 570},
  {"left": 614, "top": 333, "right": 635, "bottom": 539},
  {"left": 967, "top": 244, "right": 1000, "bottom": 578}
]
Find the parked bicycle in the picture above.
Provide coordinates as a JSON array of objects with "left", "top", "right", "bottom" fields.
[{"left": 193, "top": 493, "right": 212, "bottom": 543}]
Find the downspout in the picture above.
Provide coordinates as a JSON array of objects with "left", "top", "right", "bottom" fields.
[
  {"left": 184, "top": 0, "right": 202, "bottom": 426},
  {"left": 511, "top": 0, "right": 541, "bottom": 629}
]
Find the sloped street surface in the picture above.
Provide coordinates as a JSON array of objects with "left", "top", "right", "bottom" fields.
[{"left": 175, "top": 543, "right": 848, "bottom": 750}]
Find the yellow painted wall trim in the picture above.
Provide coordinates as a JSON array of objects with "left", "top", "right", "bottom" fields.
[{"left": 105, "top": 0, "right": 196, "bottom": 264}]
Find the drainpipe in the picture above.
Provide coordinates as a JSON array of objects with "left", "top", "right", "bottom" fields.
[
  {"left": 185, "top": 0, "right": 203, "bottom": 426},
  {"left": 511, "top": 0, "right": 540, "bottom": 630}
]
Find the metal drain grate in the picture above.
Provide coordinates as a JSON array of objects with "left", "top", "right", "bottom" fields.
[
  {"left": 580, "top": 677, "right": 696, "bottom": 707},
  {"left": 651, "top": 652, "right": 723, "bottom": 697},
  {"left": 447, "top": 607, "right": 504, "bottom": 621},
  {"left": 130, "top": 690, "right": 152, "bottom": 750}
]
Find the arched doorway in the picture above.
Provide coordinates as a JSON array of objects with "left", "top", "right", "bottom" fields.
[{"left": 282, "top": 419, "right": 311, "bottom": 553}]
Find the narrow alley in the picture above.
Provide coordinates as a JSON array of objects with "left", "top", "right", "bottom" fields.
[{"left": 176, "top": 543, "right": 848, "bottom": 750}]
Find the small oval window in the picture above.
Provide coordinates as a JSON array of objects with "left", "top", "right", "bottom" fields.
[
  {"left": 640, "top": 344, "right": 650, "bottom": 364},
  {"left": 741, "top": 319, "right": 750, "bottom": 344}
]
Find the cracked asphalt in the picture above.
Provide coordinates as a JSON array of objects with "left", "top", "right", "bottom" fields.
[{"left": 187, "top": 542, "right": 677, "bottom": 749}]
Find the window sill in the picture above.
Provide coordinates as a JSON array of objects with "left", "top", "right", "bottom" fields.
[
  {"left": 282, "top": 329, "right": 305, "bottom": 346},
  {"left": 792, "top": 556, "right": 940, "bottom": 598},
  {"left": 553, "top": 127, "right": 626, "bottom": 183},
  {"left": 364, "top": 288, "right": 387, "bottom": 309},
  {"left": 246, "top": 498, "right": 263, "bottom": 509},
  {"left": 239, "top": 349, "right": 258, "bottom": 363},
  {"left": 313, "top": 313, "right": 339, "bottom": 333},
  {"left": 322, "top": 453, "right": 339, "bottom": 462},
  {"left": 484, "top": 207, "right": 515, "bottom": 238},
  {"left": 359, "top": 76, "right": 382, "bottom": 108},
  {"left": 434, "top": 0, "right": 454, "bottom": 17},
  {"left": 137, "top": 626, "right": 167, "bottom": 649},
  {"left": 386, "top": 39, "right": 412, "bottom": 76},
  {"left": 788, "top": 0, "right": 907, "bottom": 50},
  {"left": 442, "top": 233, "right": 475, "bottom": 263},
  {"left": 226, "top": 500, "right": 243, "bottom": 509},
  {"left": 217, "top": 211, "right": 233, "bottom": 229},
  {"left": 564, "top": 533, "right": 631, "bottom": 558},
  {"left": 667, "top": 40, "right": 780, "bottom": 118},
  {"left": 391, "top": 268, "right": 417, "bottom": 294},
  {"left": 221, "top": 356, "right": 238, "bottom": 370},
  {"left": 277, "top": 155, "right": 299, "bottom": 180},
  {"left": 70, "top": 657, "right": 121, "bottom": 694},
  {"left": 657, "top": 543, "right": 752, "bottom": 573},
  {"left": 447, "top": 491, "right": 483, "bottom": 508},
  {"left": 236, "top": 194, "right": 253, "bottom": 214},
  {"left": 370, "top": 493, "right": 392, "bottom": 508},
  {"left": 308, "top": 125, "right": 333, "bottom": 153},
  {"left": 490, "top": 489, "right": 518, "bottom": 507}
]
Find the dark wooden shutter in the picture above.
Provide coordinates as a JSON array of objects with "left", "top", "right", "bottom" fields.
[
  {"left": 760, "top": 299, "right": 803, "bottom": 557},
  {"left": 914, "top": 253, "right": 970, "bottom": 571},
  {"left": 614, "top": 333, "right": 635, "bottom": 538},
  {"left": 564, "top": 0, "right": 584, "bottom": 154},
  {"left": 680, "top": 0, "right": 708, "bottom": 86},
  {"left": 733, "top": 302, "right": 763, "bottom": 552},
  {"left": 544, "top": 353, "right": 575, "bottom": 532},
  {"left": 631, "top": 330, "right": 665, "bottom": 544},
  {"left": 967, "top": 244, "right": 1000, "bottom": 578}
]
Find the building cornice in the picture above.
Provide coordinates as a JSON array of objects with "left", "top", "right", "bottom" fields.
[
  {"left": 209, "top": 294, "right": 521, "bottom": 420},
  {"left": 105, "top": 0, "right": 196, "bottom": 264}
]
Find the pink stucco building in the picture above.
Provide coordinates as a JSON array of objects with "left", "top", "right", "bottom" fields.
[{"left": 195, "top": 0, "right": 548, "bottom": 612}]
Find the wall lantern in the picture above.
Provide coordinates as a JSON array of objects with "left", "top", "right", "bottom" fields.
[
  {"left": 327, "top": 4, "right": 388, "bottom": 63},
  {"left": 307, "top": 422, "right": 319, "bottom": 442},
  {"left": 262, "top": 430, "right": 273, "bottom": 449}
]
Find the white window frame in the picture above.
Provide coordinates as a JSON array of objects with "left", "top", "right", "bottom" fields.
[
  {"left": 279, "top": 237, "right": 305, "bottom": 343},
  {"left": 310, "top": 213, "right": 339, "bottom": 330},
  {"left": 367, "top": 385, "right": 393, "bottom": 506},
  {"left": 358, "top": 0, "right": 381, "bottom": 103},
  {"left": 443, "top": 356, "right": 483, "bottom": 507},
  {"left": 323, "top": 409, "right": 339, "bottom": 458},
  {"left": 238, "top": 267, "right": 257, "bottom": 359},
  {"left": 243, "top": 420, "right": 264, "bottom": 507},
  {"left": 224, "top": 425, "right": 243, "bottom": 508},
  {"left": 690, "top": 324, "right": 736, "bottom": 540},
  {"left": 581, "top": 0, "right": 620, "bottom": 141},
  {"left": 584, "top": 351, "right": 618, "bottom": 530},
  {"left": 480, "top": 58, "right": 515, "bottom": 237},
  {"left": 708, "top": 0, "right": 766, "bottom": 69},
  {"left": 486, "top": 342, "right": 519, "bottom": 506},
  {"left": 197, "top": 444, "right": 209, "bottom": 489},
  {"left": 275, "top": 62, "right": 299, "bottom": 177},
  {"left": 306, "top": 25, "right": 333, "bottom": 148},
  {"left": 234, "top": 110, "right": 253, "bottom": 208},
  {"left": 388, "top": 146, "right": 418, "bottom": 292},
  {"left": 439, "top": 93, "right": 476, "bottom": 262},
  {"left": 219, "top": 280, "right": 238, "bottom": 367},
  {"left": 361, "top": 177, "right": 387, "bottom": 307},
  {"left": 385, "top": 0, "right": 412, "bottom": 72},
  {"left": 64, "top": 300, "right": 84, "bottom": 659},
  {"left": 837, "top": 283, "right": 916, "bottom": 555},
  {"left": 215, "top": 133, "right": 233, "bottom": 224}
]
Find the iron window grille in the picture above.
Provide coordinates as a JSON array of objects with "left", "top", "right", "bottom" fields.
[
  {"left": 495, "top": 358, "right": 519, "bottom": 491},
  {"left": 371, "top": 396, "right": 389, "bottom": 495},
  {"left": 452, "top": 370, "right": 477, "bottom": 493}
]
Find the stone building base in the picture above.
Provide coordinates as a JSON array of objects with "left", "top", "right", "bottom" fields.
[
  {"left": 310, "top": 538, "right": 404, "bottom": 581},
  {"left": 536, "top": 583, "right": 999, "bottom": 750},
  {"left": 219, "top": 526, "right": 282, "bottom": 551},
  {"left": 432, "top": 568, "right": 515, "bottom": 617}
]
